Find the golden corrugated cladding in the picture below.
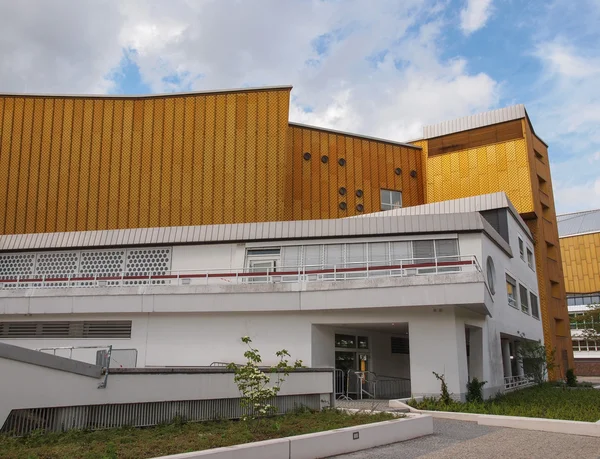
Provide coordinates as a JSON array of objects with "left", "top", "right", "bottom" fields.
[
  {"left": 560, "top": 232, "right": 600, "bottom": 293},
  {"left": 285, "top": 125, "right": 424, "bottom": 220},
  {"left": 425, "top": 137, "right": 534, "bottom": 214},
  {"left": 0, "top": 88, "right": 291, "bottom": 234}
]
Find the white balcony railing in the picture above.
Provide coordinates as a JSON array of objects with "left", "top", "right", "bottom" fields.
[
  {"left": 0, "top": 255, "right": 480, "bottom": 290},
  {"left": 504, "top": 374, "right": 535, "bottom": 391}
]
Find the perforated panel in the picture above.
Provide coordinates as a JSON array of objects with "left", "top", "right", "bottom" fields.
[
  {"left": 80, "top": 250, "right": 126, "bottom": 276},
  {"left": 124, "top": 247, "right": 172, "bottom": 285},
  {"left": 35, "top": 252, "right": 79, "bottom": 276},
  {"left": 0, "top": 253, "right": 35, "bottom": 280}
]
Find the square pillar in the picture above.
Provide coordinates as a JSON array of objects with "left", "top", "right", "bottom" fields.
[{"left": 409, "top": 311, "right": 468, "bottom": 401}]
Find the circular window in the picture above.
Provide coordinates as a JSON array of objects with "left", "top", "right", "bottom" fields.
[
  {"left": 338, "top": 158, "right": 346, "bottom": 166},
  {"left": 395, "top": 167, "right": 402, "bottom": 175},
  {"left": 356, "top": 204, "right": 364, "bottom": 212},
  {"left": 339, "top": 187, "right": 347, "bottom": 196},
  {"left": 303, "top": 152, "right": 311, "bottom": 160},
  {"left": 486, "top": 256, "right": 496, "bottom": 295},
  {"left": 339, "top": 202, "right": 347, "bottom": 210},
  {"left": 356, "top": 189, "right": 363, "bottom": 198},
  {"left": 321, "top": 155, "right": 329, "bottom": 163}
]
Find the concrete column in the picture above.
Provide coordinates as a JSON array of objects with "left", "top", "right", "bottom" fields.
[
  {"left": 409, "top": 311, "right": 468, "bottom": 400},
  {"left": 514, "top": 341, "right": 524, "bottom": 376},
  {"left": 501, "top": 340, "right": 512, "bottom": 378}
]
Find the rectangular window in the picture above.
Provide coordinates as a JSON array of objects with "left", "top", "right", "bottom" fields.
[
  {"left": 530, "top": 292, "right": 539, "bottom": 319},
  {"left": 518, "top": 237, "right": 524, "bottom": 261},
  {"left": 368, "top": 242, "right": 389, "bottom": 266},
  {"left": 519, "top": 284, "right": 529, "bottom": 314},
  {"left": 358, "top": 336, "right": 369, "bottom": 349},
  {"left": 572, "top": 340, "right": 580, "bottom": 351},
  {"left": 335, "top": 334, "right": 356, "bottom": 349},
  {"left": 506, "top": 274, "right": 518, "bottom": 309},
  {"left": 380, "top": 189, "right": 402, "bottom": 211},
  {"left": 435, "top": 239, "right": 460, "bottom": 272},
  {"left": 413, "top": 240, "right": 435, "bottom": 274},
  {"left": 526, "top": 247, "right": 534, "bottom": 270}
]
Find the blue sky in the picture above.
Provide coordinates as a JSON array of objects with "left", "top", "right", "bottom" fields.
[{"left": 0, "top": 0, "right": 599, "bottom": 212}]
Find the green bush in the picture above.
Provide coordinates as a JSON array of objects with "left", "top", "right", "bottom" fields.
[
  {"left": 566, "top": 368, "right": 577, "bottom": 387},
  {"left": 432, "top": 371, "right": 451, "bottom": 404},
  {"left": 466, "top": 377, "right": 487, "bottom": 403}
]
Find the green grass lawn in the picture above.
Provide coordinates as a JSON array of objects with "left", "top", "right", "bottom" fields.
[
  {"left": 409, "top": 383, "right": 600, "bottom": 422},
  {"left": 0, "top": 409, "right": 397, "bottom": 459}
]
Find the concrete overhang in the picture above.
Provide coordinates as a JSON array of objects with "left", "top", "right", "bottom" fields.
[{"left": 0, "top": 271, "right": 490, "bottom": 316}]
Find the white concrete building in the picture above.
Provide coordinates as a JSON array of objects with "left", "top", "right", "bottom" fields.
[{"left": 0, "top": 193, "right": 543, "bottom": 400}]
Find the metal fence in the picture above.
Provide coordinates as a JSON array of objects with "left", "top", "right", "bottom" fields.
[{"left": 1, "top": 394, "right": 322, "bottom": 437}]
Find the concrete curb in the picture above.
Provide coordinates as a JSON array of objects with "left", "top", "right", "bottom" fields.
[
  {"left": 389, "top": 400, "right": 600, "bottom": 437},
  {"left": 151, "top": 415, "right": 434, "bottom": 459}
]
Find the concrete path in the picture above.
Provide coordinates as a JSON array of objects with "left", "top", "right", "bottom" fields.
[{"left": 331, "top": 419, "right": 600, "bottom": 459}]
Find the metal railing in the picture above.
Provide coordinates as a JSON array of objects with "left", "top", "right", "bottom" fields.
[
  {"left": 504, "top": 373, "right": 534, "bottom": 391},
  {"left": 335, "top": 370, "right": 411, "bottom": 400},
  {"left": 0, "top": 255, "right": 480, "bottom": 290},
  {"left": 35, "top": 345, "right": 112, "bottom": 389}
]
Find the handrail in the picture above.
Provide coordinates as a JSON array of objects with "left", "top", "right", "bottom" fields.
[
  {"left": 36, "top": 345, "right": 112, "bottom": 389},
  {"left": 0, "top": 255, "right": 480, "bottom": 289}
]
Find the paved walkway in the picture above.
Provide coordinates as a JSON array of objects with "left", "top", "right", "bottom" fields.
[{"left": 332, "top": 419, "right": 600, "bottom": 459}]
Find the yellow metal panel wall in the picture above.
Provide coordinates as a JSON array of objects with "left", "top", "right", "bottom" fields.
[
  {"left": 285, "top": 125, "right": 424, "bottom": 219},
  {"left": 560, "top": 233, "right": 600, "bottom": 294},
  {"left": 0, "top": 88, "right": 291, "bottom": 234},
  {"left": 425, "top": 138, "right": 534, "bottom": 214}
]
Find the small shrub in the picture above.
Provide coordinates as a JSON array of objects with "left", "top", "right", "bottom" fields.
[
  {"left": 566, "top": 368, "right": 577, "bottom": 387},
  {"left": 432, "top": 371, "right": 451, "bottom": 404},
  {"left": 466, "top": 377, "right": 487, "bottom": 403},
  {"left": 228, "top": 336, "right": 303, "bottom": 421}
]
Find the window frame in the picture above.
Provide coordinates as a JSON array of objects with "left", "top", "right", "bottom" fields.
[
  {"left": 518, "top": 237, "right": 525, "bottom": 261},
  {"left": 530, "top": 292, "right": 539, "bottom": 319},
  {"left": 380, "top": 189, "right": 402, "bottom": 211},
  {"left": 506, "top": 274, "right": 518, "bottom": 309},
  {"left": 519, "top": 283, "right": 530, "bottom": 314},
  {"left": 526, "top": 246, "right": 534, "bottom": 270}
]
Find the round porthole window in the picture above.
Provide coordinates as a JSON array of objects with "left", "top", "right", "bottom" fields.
[{"left": 486, "top": 256, "right": 496, "bottom": 295}]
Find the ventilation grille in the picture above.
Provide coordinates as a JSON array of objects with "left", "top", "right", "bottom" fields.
[
  {"left": 391, "top": 336, "right": 410, "bottom": 354},
  {"left": 1, "top": 394, "right": 322, "bottom": 436},
  {"left": 0, "top": 321, "right": 132, "bottom": 339},
  {"left": 0, "top": 253, "right": 35, "bottom": 280}
]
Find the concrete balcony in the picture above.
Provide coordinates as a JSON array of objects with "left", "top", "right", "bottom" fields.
[{"left": 0, "top": 256, "right": 490, "bottom": 316}]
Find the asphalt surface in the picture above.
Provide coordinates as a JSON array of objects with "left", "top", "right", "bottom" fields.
[{"left": 332, "top": 419, "right": 600, "bottom": 459}]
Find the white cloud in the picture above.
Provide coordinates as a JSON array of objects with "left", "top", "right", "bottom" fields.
[
  {"left": 459, "top": 0, "right": 494, "bottom": 35},
  {"left": 0, "top": 0, "right": 125, "bottom": 94},
  {"left": 530, "top": 38, "right": 600, "bottom": 213},
  {"left": 0, "top": 0, "right": 500, "bottom": 143}
]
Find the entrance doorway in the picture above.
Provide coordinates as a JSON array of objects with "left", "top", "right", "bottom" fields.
[{"left": 334, "top": 334, "right": 370, "bottom": 398}]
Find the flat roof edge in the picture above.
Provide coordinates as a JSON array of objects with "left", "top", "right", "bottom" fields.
[
  {"left": 289, "top": 122, "right": 422, "bottom": 149},
  {"left": 0, "top": 85, "right": 294, "bottom": 100}
]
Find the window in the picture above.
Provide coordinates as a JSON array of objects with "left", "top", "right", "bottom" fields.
[
  {"left": 518, "top": 237, "right": 524, "bottom": 261},
  {"left": 246, "top": 248, "right": 280, "bottom": 281},
  {"left": 413, "top": 240, "right": 435, "bottom": 273},
  {"left": 530, "top": 292, "right": 539, "bottom": 319},
  {"left": 486, "top": 256, "right": 496, "bottom": 295},
  {"left": 335, "top": 334, "right": 369, "bottom": 350},
  {"left": 435, "top": 239, "right": 460, "bottom": 272},
  {"left": 506, "top": 274, "right": 518, "bottom": 309},
  {"left": 391, "top": 336, "right": 410, "bottom": 354},
  {"left": 526, "top": 247, "right": 534, "bottom": 270},
  {"left": 519, "top": 284, "right": 529, "bottom": 314},
  {"left": 380, "top": 189, "right": 402, "bottom": 211},
  {"left": 335, "top": 334, "right": 356, "bottom": 348}
]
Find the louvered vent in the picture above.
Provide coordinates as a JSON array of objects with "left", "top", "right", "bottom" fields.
[{"left": 0, "top": 321, "right": 132, "bottom": 338}]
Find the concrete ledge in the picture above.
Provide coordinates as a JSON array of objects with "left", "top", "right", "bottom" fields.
[
  {"left": 151, "top": 415, "right": 433, "bottom": 459},
  {"left": 479, "top": 414, "right": 600, "bottom": 437},
  {"left": 393, "top": 400, "right": 600, "bottom": 437}
]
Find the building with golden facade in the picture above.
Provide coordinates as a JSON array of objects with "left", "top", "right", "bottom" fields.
[{"left": 0, "top": 85, "right": 572, "bottom": 378}]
